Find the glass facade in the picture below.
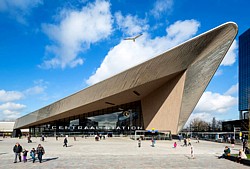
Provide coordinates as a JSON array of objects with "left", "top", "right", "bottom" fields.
[
  {"left": 239, "top": 29, "right": 250, "bottom": 116},
  {"left": 29, "top": 101, "right": 144, "bottom": 137}
]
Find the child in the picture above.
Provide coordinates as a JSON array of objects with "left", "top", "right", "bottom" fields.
[
  {"left": 22, "top": 149, "right": 28, "bottom": 162},
  {"left": 173, "top": 142, "right": 177, "bottom": 148},
  {"left": 138, "top": 138, "right": 141, "bottom": 148},
  {"left": 151, "top": 137, "right": 155, "bottom": 147},
  {"left": 30, "top": 148, "right": 36, "bottom": 163},
  {"left": 190, "top": 146, "right": 194, "bottom": 158}
]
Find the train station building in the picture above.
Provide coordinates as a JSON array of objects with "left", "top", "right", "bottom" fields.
[{"left": 13, "top": 22, "right": 237, "bottom": 138}]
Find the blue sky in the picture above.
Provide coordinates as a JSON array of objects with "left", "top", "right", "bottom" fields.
[{"left": 0, "top": 0, "right": 248, "bottom": 125}]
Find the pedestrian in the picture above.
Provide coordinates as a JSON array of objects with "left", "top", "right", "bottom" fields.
[
  {"left": 138, "top": 138, "right": 141, "bottom": 148},
  {"left": 63, "top": 137, "right": 68, "bottom": 147},
  {"left": 188, "top": 138, "right": 191, "bottom": 146},
  {"left": 36, "top": 144, "right": 45, "bottom": 163},
  {"left": 56, "top": 135, "right": 58, "bottom": 140},
  {"left": 178, "top": 134, "right": 181, "bottom": 142},
  {"left": 243, "top": 140, "right": 249, "bottom": 153},
  {"left": 183, "top": 138, "right": 187, "bottom": 146},
  {"left": 30, "top": 148, "right": 36, "bottom": 163},
  {"left": 22, "top": 148, "right": 28, "bottom": 162},
  {"left": 95, "top": 135, "right": 99, "bottom": 141},
  {"left": 173, "top": 142, "right": 177, "bottom": 148},
  {"left": 41, "top": 135, "right": 45, "bottom": 142},
  {"left": 74, "top": 136, "right": 76, "bottom": 141},
  {"left": 190, "top": 146, "right": 194, "bottom": 158},
  {"left": 13, "top": 142, "right": 23, "bottom": 163},
  {"left": 196, "top": 136, "right": 199, "bottom": 143},
  {"left": 27, "top": 135, "right": 32, "bottom": 143},
  {"left": 151, "top": 137, "right": 155, "bottom": 147},
  {"left": 231, "top": 137, "right": 235, "bottom": 148}
]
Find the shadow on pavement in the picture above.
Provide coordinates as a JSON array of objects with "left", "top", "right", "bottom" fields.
[
  {"left": 42, "top": 157, "right": 59, "bottom": 162},
  {"left": 0, "top": 153, "right": 7, "bottom": 155},
  {"left": 27, "top": 157, "right": 59, "bottom": 163}
]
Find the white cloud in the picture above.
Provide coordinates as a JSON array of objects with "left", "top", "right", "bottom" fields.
[
  {"left": 0, "top": 102, "right": 26, "bottom": 120},
  {"left": 0, "top": 102, "right": 26, "bottom": 111},
  {"left": 151, "top": 0, "right": 173, "bottom": 19},
  {"left": 0, "top": 80, "right": 48, "bottom": 120},
  {"left": 0, "top": 0, "right": 43, "bottom": 24},
  {"left": 224, "top": 83, "right": 238, "bottom": 96},
  {"left": 40, "top": 0, "right": 113, "bottom": 69},
  {"left": 115, "top": 12, "right": 149, "bottom": 36},
  {"left": 25, "top": 86, "right": 45, "bottom": 95},
  {"left": 194, "top": 91, "right": 237, "bottom": 113},
  {"left": 214, "top": 69, "right": 223, "bottom": 76},
  {"left": 24, "top": 79, "right": 48, "bottom": 95},
  {"left": 86, "top": 19, "right": 200, "bottom": 85},
  {"left": 221, "top": 40, "right": 237, "bottom": 66},
  {"left": 0, "top": 90, "right": 23, "bottom": 102},
  {"left": 185, "top": 89, "right": 238, "bottom": 126}
]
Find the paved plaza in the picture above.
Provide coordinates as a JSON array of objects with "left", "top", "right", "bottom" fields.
[{"left": 0, "top": 136, "right": 249, "bottom": 169}]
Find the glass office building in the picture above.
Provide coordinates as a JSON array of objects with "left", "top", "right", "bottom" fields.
[{"left": 239, "top": 28, "right": 250, "bottom": 119}]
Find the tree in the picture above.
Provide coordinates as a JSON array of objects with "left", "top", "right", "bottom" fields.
[
  {"left": 190, "top": 118, "right": 209, "bottom": 131},
  {"left": 211, "top": 117, "right": 222, "bottom": 131}
]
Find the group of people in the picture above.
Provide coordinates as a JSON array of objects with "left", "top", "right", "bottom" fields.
[
  {"left": 13, "top": 142, "right": 45, "bottom": 163},
  {"left": 182, "top": 138, "right": 192, "bottom": 147},
  {"left": 173, "top": 140, "right": 195, "bottom": 158},
  {"left": 94, "top": 134, "right": 106, "bottom": 141},
  {"left": 218, "top": 145, "right": 247, "bottom": 163}
]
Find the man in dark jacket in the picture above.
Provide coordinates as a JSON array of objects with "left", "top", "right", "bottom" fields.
[
  {"left": 36, "top": 144, "right": 45, "bottom": 163},
  {"left": 13, "top": 142, "right": 23, "bottom": 163},
  {"left": 63, "top": 137, "right": 68, "bottom": 147}
]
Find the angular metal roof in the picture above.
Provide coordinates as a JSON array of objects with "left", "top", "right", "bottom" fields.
[{"left": 14, "top": 22, "right": 238, "bottom": 133}]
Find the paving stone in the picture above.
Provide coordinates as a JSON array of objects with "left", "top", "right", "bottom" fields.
[{"left": 0, "top": 137, "right": 249, "bottom": 169}]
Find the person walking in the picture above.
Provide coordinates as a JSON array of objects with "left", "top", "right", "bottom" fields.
[
  {"left": 13, "top": 142, "right": 23, "bottom": 163},
  {"left": 36, "top": 144, "right": 45, "bottom": 163},
  {"left": 63, "top": 137, "right": 68, "bottom": 147},
  {"left": 22, "top": 149, "right": 28, "bottom": 162},
  {"left": 231, "top": 137, "right": 235, "bottom": 148},
  {"left": 41, "top": 135, "right": 45, "bottom": 142},
  {"left": 188, "top": 138, "right": 192, "bottom": 146},
  {"left": 30, "top": 148, "right": 36, "bottom": 163},
  {"left": 183, "top": 138, "right": 187, "bottom": 146},
  {"left": 27, "top": 135, "right": 32, "bottom": 143},
  {"left": 138, "top": 138, "right": 141, "bottom": 148},
  {"left": 243, "top": 140, "right": 248, "bottom": 152},
  {"left": 151, "top": 137, "right": 155, "bottom": 147},
  {"left": 190, "top": 146, "right": 194, "bottom": 158},
  {"left": 196, "top": 136, "right": 199, "bottom": 143}
]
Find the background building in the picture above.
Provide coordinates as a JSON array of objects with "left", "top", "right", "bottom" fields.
[
  {"left": 239, "top": 28, "right": 250, "bottom": 119},
  {"left": 0, "top": 122, "right": 28, "bottom": 137}
]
